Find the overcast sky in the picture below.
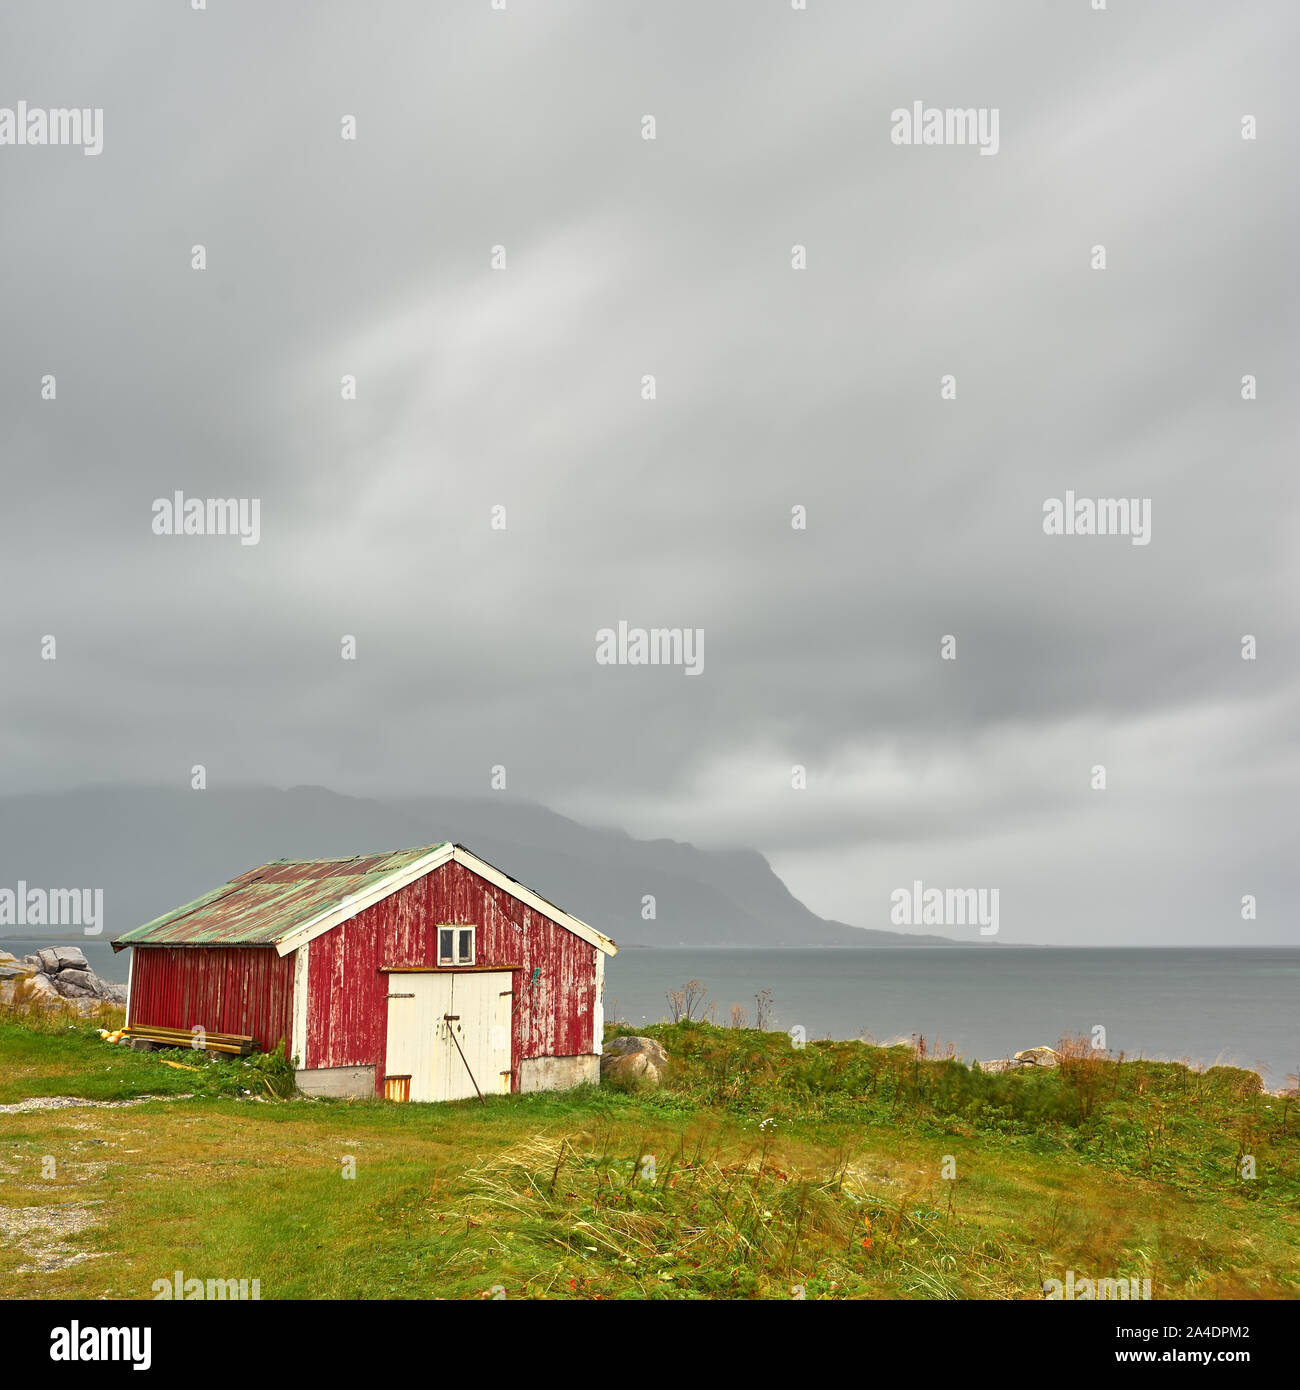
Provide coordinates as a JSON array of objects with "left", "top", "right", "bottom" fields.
[{"left": 1, "top": 1, "right": 1296, "bottom": 945}]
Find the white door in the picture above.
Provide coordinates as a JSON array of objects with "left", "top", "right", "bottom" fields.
[
  {"left": 385, "top": 972, "right": 512, "bottom": 1102},
  {"left": 384, "top": 974, "right": 453, "bottom": 1102},
  {"left": 448, "top": 972, "right": 514, "bottom": 1098}
]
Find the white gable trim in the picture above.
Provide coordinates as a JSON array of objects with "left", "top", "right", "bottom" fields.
[
  {"left": 594, "top": 949, "right": 606, "bottom": 1054},
  {"left": 125, "top": 946, "right": 135, "bottom": 1029},
  {"left": 272, "top": 843, "right": 617, "bottom": 959},
  {"left": 273, "top": 843, "right": 454, "bottom": 957},
  {"left": 450, "top": 846, "right": 618, "bottom": 957},
  {"left": 290, "top": 940, "right": 310, "bottom": 1068}
]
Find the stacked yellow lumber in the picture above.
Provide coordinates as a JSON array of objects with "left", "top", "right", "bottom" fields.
[{"left": 124, "top": 1024, "right": 255, "bottom": 1056}]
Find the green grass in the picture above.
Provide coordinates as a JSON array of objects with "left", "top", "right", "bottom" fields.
[
  {"left": 0, "top": 1010, "right": 1297, "bottom": 1300},
  {"left": 0, "top": 1011, "right": 296, "bottom": 1105}
]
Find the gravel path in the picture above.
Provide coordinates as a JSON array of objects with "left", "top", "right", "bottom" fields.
[
  {"left": 0, "top": 1093, "right": 190, "bottom": 1115},
  {"left": 0, "top": 1201, "right": 106, "bottom": 1273}
]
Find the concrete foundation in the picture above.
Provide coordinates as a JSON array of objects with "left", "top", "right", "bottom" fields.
[
  {"left": 295, "top": 1065, "right": 376, "bottom": 1099},
  {"left": 518, "top": 1054, "right": 599, "bottom": 1093}
]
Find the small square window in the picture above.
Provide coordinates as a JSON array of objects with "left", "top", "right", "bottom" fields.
[{"left": 438, "top": 927, "right": 475, "bottom": 966}]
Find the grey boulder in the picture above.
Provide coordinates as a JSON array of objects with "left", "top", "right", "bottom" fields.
[
  {"left": 23, "top": 973, "right": 60, "bottom": 1002},
  {"left": 600, "top": 1035, "right": 669, "bottom": 1087},
  {"left": 1013, "top": 1046, "right": 1060, "bottom": 1068},
  {"left": 52, "top": 969, "right": 98, "bottom": 998}
]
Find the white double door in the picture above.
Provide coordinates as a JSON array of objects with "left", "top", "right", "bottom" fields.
[{"left": 385, "top": 972, "right": 512, "bottom": 1102}]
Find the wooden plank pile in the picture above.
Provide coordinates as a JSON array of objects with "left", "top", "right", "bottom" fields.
[{"left": 124, "top": 1024, "right": 255, "bottom": 1056}]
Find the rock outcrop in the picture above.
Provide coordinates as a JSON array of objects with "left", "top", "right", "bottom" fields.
[
  {"left": 1013, "top": 1046, "right": 1060, "bottom": 1068},
  {"left": 976, "top": 1045, "right": 1061, "bottom": 1074},
  {"left": 0, "top": 947, "right": 126, "bottom": 1009},
  {"left": 600, "top": 1034, "right": 669, "bottom": 1087}
]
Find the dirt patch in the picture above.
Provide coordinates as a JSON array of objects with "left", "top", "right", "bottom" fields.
[
  {"left": 0, "top": 1094, "right": 190, "bottom": 1115},
  {"left": 0, "top": 1199, "right": 106, "bottom": 1273}
]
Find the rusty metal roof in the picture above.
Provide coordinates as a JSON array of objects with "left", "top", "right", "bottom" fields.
[{"left": 112, "top": 844, "right": 449, "bottom": 950}]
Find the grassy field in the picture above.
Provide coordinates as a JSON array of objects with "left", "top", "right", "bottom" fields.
[{"left": 1, "top": 1005, "right": 1297, "bottom": 1300}]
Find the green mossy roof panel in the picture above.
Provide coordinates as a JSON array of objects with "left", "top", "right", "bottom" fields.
[{"left": 112, "top": 843, "right": 448, "bottom": 949}]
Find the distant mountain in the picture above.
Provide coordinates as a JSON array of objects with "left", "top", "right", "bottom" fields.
[{"left": 0, "top": 785, "right": 960, "bottom": 948}]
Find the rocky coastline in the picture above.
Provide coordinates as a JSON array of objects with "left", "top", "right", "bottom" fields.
[{"left": 0, "top": 946, "right": 127, "bottom": 1011}]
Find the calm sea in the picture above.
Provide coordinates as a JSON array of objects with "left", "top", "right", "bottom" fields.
[
  {"left": 7, "top": 938, "right": 1297, "bottom": 1085},
  {"left": 606, "top": 947, "right": 1300, "bottom": 1085}
]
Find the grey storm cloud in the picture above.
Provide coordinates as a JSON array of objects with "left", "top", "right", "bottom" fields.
[{"left": 0, "top": 0, "right": 1296, "bottom": 943}]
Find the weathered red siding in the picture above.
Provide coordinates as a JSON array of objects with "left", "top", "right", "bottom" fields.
[
  {"left": 304, "top": 860, "right": 597, "bottom": 1092},
  {"left": 128, "top": 945, "right": 295, "bottom": 1054}
]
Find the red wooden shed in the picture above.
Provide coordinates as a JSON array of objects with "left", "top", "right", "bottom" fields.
[{"left": 111, "top": 842, "right": 618, "bottom": 1100}]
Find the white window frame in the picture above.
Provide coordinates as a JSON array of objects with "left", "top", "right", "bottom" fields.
[{"left": 437, "top": 925, "right": 475, "bottom": 967}]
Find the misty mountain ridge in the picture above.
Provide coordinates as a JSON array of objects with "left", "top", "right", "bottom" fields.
[{"left": 0, "top": 785, "right": 961, "bottom": 948}]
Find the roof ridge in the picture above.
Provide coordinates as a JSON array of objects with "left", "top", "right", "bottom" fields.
[
  {"left": 262, "top": 841, "right": 449, "bottom": 867},
  {"left": 111, "top": 841, "right": 616, "bottom": 957}
]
